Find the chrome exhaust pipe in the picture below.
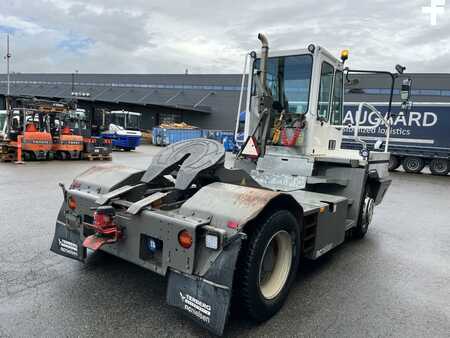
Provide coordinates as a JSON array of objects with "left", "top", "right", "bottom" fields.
[{"left": 257, "top": 33, "right": 269, "bottom": 93}]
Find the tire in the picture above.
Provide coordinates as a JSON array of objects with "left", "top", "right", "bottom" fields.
[
  {"left": 235, "top": 210, "right": 301, "bottom": 322},
  {"left": 354, "top": 185, "right": 375, "bottom": 239},
  {"left": 388, "top": 155, "right": 400, "bottom": 171},
  {"left": 429, "top": 158, "right": 449, "bottom": 176},
  {"left": 23, "top": 151, "right": 31, "bottom": 161},
  {"left": 402, "top": 156, "right": 425, "bottom": 173}
]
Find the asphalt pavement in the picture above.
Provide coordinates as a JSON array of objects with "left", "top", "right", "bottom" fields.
[{"left": 0, "top": 145, "right": 449, "bottom": 337}]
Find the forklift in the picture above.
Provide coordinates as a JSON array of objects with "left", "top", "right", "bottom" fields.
[
  {"left": 51, "top": 34, "right": 412, "bottom": 335},
  {"left": 48, "top": 102, "right": 84, "bottom": 160},
  {"left": 51, "top": 104, "right": 112, "bottom": 161},
  {"left": 0, "top": 97, "right": 53, "bottom": 161}
]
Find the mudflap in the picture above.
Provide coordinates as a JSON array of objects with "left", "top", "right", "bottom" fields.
[
  {"left": 166, "top": 238, "right": 242, "bottom": 336},
  {"left": 50, "top": 207, "right": 86, "bottom": 262}
]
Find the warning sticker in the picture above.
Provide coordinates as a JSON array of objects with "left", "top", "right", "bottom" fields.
[{"left": 58, "top": 238, "right": 78, "bottom": 257}]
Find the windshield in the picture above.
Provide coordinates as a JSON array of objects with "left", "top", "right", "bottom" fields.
[
  {"left": 254, "top": 54, "right": 313, "bottom": 114},
  {"left": 110, "top": 112, "right": 141, "bottom": 130},
  {"left": 127, "top": 114, "right": 141, "bottom": 130},
  {"left": 111, "top": 113, "right": 126, "bottom": 128}
]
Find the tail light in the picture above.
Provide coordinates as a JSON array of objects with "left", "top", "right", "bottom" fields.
[
  {"left": 94, "top": 206, "right": 115, "bottom": 229},
  {"left": 178, "top": 230, "right": 193, "bottom": 249}
]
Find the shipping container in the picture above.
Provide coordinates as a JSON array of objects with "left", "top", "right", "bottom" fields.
[{"left": 152, "top": 127, "right": 202, "bottom": 146}]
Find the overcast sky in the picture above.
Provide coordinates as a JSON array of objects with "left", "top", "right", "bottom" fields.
[{"left": 0, "top": 0, "right": 449, "bottom": 74}]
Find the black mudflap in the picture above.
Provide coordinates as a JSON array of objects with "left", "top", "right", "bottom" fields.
[
  {"left": 50, "top": 216, "right": 86, "bottom": 262},
  {"left": 166, "top": 239, "right": 241, "bottom": 336}
]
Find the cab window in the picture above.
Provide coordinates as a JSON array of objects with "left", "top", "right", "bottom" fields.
[
  {"left": 317, "top": 62, "right": 334, "bottom": 120},
  {"left": 254, "top": 54, "right": 313, "bottom": 114},
  {"left": 331, "top": 70, "right": 343, "bottom": 125}
]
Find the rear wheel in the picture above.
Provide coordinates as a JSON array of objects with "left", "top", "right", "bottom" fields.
[
  {"left": 388, "top": 155, "right": 400, "bottom": 171},
  {"left": 403, "top": 157, "right": 425, "bottom": 173},
  {"left": 235, "top": 210, "right": 301, "bottom": 322},
  {"left": 429, "top": 158, "right": 449, "bottom": 176}
]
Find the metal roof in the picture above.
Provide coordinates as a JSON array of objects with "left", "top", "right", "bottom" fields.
[
  {"left": 1, "top": 72, "right": 449, "bottom": 113},
  {"left": 0, "top": 73, "right": 247, "bottom": 114}
]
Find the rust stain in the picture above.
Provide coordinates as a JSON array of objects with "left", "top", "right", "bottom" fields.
[{"left": 236, "top": 188, "right": 278, "bottom": 206}]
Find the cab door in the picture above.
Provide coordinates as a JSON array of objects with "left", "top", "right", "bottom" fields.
[{"left": 307, "top": 51, "right": 343, "bottom": 155}]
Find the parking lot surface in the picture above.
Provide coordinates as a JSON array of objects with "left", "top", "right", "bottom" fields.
[{"left": 0, "top": 145, "right": 449, "bottom": 337}]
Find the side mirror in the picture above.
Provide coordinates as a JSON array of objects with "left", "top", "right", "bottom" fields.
[
  {"left": 400, "top": 78, "right": 412, "bottom": 109},
  {"left": 396, "top": 64, "right": 406, "bottom": 74}
]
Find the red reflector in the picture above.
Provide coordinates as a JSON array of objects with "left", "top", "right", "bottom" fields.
[{"left": 227, "top": 221, "right": 239, "bottom": 229}]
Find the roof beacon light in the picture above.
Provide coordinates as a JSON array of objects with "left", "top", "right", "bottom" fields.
[{"left": 341, "top": 50, "right": 349, "bottom": 62}]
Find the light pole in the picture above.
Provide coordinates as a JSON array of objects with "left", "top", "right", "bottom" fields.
[{"left": 6, "top": 33, "right": 11, "bottom": 96}]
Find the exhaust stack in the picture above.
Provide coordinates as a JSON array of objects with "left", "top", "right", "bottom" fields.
[{"left": 257, "top": 33, "right": 269, "bottom": 94}]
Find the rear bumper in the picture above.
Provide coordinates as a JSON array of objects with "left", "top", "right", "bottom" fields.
[{"left": 50, "top": 203, "right": 242, "bottom": 336}]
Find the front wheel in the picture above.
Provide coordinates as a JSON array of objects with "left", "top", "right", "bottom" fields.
[
  {"left": 235, "top": 210, "right": 301, "bottom": 322},
  {"left": 354, "top": 186, "right": 375, "bottom": 239}
]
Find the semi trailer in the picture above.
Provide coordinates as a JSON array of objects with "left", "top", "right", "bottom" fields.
[
  {"left": 50, "top": 34, "right": 409, "bottom": 335},
  {"left": 341, "top": 102, "right": 450, "bottom": 175}
]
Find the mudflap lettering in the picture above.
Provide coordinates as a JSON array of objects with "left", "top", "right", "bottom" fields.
[
  {"left": 50, "top": 220, "right": 86, "bottom": 262},
  {"left": 166, "top": 238, "right": 241, "bottom": 336}
]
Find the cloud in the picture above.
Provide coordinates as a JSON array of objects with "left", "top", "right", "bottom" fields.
[
  {"left": 0, "top": 0, "right": 448, "bottom": 74},
  {"left": 56, "top": 33, "right": 94, "bottom": 53}
]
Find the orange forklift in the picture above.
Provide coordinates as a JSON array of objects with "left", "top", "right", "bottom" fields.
[
  {"left": 48, "top": 102, "right": 84, "bottom": 160},
  {"left": 1, "top": 99, "right": 53, "bottom": 161}
]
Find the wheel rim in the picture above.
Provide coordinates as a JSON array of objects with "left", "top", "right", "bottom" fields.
[
  {"left": 431, "top": 159, "right": 448, "bottom": 173},
  {"left": 258, "top": 230, "right": 293, "bottom": 300},
  {"left": 362, "top": 197, "right": 375, "bottom": 230},
  {"left": 405, "top": 158, "right": 422, "bottom": 171}
]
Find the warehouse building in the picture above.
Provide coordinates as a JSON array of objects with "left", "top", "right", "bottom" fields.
[{"left": 0, "top": 72, "right": 449, "bottom": 130}]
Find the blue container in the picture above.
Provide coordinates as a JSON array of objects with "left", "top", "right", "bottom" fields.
[
  {"left": 102, "top": 133, "right": 141, "bottom": 150},
  {"left": 152, "top": 127, "right": 202, "bottom": 146}
]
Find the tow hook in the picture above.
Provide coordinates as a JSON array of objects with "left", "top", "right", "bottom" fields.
[{"left": 82, "top": 206, "right": 122, "bottom": 251}]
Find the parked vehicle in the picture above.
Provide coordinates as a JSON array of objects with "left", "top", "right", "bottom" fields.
[
  {"left": 49, "top": 107, "right": 84, "bottom": 160},
  {"left": 342, "top": 102, "right": 450, "bottom": 175},
  {"left": 98, "top": 110, "right": 142, "bottom": 151},
  {"left": 68, "top": 109, "right": 113, "bottom": 160},
  {"left": 51, "top": 34, "right": 408, "bottom": 335},
  {"left": 0, "top": 99, "right": 112, "bottom": 162},
  {"left": 0, "top": 103, "right": 53, "bottom": 161}
]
